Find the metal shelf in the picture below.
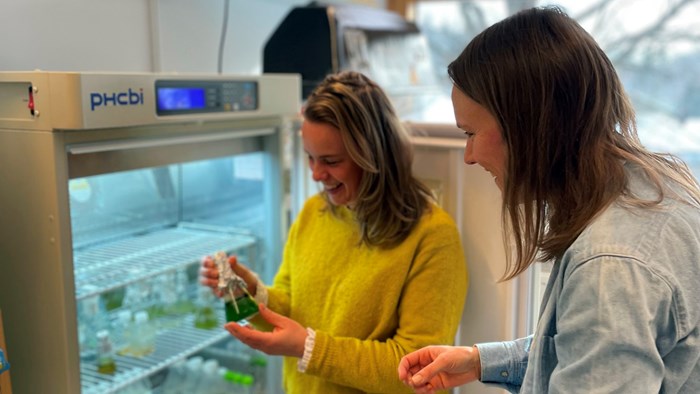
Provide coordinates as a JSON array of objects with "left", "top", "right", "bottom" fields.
[
  {"left": 74, "top": 224, "right": 257, "bottom": 300},
  {"left": 80, "top": 313, "right": 230, "bottom": 394}
]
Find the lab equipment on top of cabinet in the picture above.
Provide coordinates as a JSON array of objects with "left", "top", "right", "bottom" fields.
[
  {"left": 0, "top": 71, "right": 300, "bottom": 394},
  {"left": 263, "top": 1, "right": 447, "bottom": 123}
]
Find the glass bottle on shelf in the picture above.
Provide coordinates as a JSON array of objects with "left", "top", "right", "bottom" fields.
[
  {"left": 170, "top": 269, "right": 196, "bottom": 319},
  {"left": 160, "top": 358, "right": 187, "bottom": 394},
  {"left": 128, "top": 310, "right": 156, "bottom": 357},
  {"left": 112, "top": 309, "right": 132, "bottom": 355},
  {"left": 217, "top": 367, "right": 233, "bottom": 394},
  {"left": 122, "top": 275, "right": 153, "bottom": 312},
  {"left": 149, "top": 274, "right": 171, "bottom": 319},
  {"left": 180, "top": 356, "right": 204, "bottom": 394},
  {"left": 151, "top": 273, "right": 176, "bottom": 329},
  {"left": 95, "top": 329, "right": 117, "bottom": 375},
  {"left": 195, "top": 359, "right": 221, "bottom": 394},
  {"left": 193, "top": 286, "right": 219, "bottom": 330},
  {"left": 249, "top": 350, "right": 268, "bottom": 394},
  {"left": 77, "top": 286, "right": 108, "bottom": 360},
  {"left": 222, "top": 369, "right": 254, "bottom": 394},
  {"left": 240, "top": 373, "right": 255, "bottom": 394}
]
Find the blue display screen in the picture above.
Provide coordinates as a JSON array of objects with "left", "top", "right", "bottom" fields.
[{"left": 156, "top": 87, "right": 206, "bottom": 110}]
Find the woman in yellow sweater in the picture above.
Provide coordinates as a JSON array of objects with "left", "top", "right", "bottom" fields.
[{"left": 200, "top": 71, "right": 468, "bottom": 393}]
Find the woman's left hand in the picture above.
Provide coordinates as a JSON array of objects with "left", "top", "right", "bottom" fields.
[{"left": 224, "top": 304, "right": 308, "bottom": 358}]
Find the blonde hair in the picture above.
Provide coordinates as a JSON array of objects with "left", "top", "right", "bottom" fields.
[{"left": 303, "top": 71, "right": 433, "bottom": 248}]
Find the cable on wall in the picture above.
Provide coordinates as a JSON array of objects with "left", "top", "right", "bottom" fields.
[
  {"left": 148, "top": 0, "right": 162, "bottom": 72},
  {"left": 217, "top": 0, "right": 231, "bottom": 74}
]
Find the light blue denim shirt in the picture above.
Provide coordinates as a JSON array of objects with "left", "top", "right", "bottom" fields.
[{"left": 477, "top": 166, "right": 700, "bottom": 393}]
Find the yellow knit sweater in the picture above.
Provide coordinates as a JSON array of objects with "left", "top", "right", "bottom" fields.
[{"left": 266, "top": 194, "right": 468, "bottom": 393}]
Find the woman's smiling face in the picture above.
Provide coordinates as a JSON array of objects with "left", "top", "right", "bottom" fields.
[
  {"left": 301, "top": 119, "right": 363, "bottom": 206},
  {"left": 452, "top": 86, "right": 508, "bottom": 191}
]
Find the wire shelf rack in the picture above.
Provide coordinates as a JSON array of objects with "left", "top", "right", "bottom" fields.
[
  {"left": 80, "top": 313, "right": 230, "bottom": 394},
  {"left": 74, "top": 224, "right": 257, "bottom": 300}
]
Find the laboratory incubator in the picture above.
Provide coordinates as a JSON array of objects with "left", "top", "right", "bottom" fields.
[{"left": 0, "top": 71, "right": 300, "bottom": 393}]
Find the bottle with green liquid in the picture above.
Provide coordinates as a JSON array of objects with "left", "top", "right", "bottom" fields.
[
  {"left": 194, "top": 286, "right": 219, "bottom": 329},
  {"left": 214, "top": 251, "right": 260, "bottom": 323},
  {"left": 96, "top": 329, "right": 117, "bottom": 375},
  {"left": 224, "top": 294, "right": 259, "bottom": 322}
]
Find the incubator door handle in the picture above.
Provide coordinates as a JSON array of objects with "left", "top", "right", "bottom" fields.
[{"left": 67, "top": 128, "right": 275, "bottom": 155}]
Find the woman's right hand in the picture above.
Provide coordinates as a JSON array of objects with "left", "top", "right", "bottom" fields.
[
  {"left": 199, "top": 254, "right": 258, "bottom": 298},
  {"left": 398, "top": 345, "right": 481, "bottom": 394}
]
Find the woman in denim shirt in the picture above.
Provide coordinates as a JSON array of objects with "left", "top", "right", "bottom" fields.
[{"left": 399, "top": 6, "right": 700, "bottom": 394}]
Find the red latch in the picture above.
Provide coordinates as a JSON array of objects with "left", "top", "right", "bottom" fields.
[{"left": 28, "top": 86, "right": 35, "bottom": 116}]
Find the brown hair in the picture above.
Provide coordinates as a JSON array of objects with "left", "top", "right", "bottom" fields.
[
  {"left": 303, "top": 71, "right": 434, "bottom": 248},
  {"left": 448, "top": 6, "right": 700, "bottom": 279}
]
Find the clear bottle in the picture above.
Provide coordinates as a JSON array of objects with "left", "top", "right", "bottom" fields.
[
  {"left": 77, "top": 286, "right": 108, "bottom": 359},
  {"left": 96, "top": 329, "right": 117, "bottom": 375},
  {"left": 149, "top": 274, "right": 173, "bottom": 327},
  {"left": 195, "top": 359, "right": 221, "bottom": 394},
  {"left": 222, "top": 369, "right": 254, "bottom": 394},
  {"left": 112, "top": 309, "right": 132, "bottom": 355},
  {"left": 173, "top": 269, "right": 194, "bottom": 313},
  {"left": 216, "top": 367, "right": 233, "bottom": 394},
  {"left": 179, "top": 356, "right": 204, "bottom": 394},
  {"left": 224, "top": 371, "right": 254, "bottom": 394},
  {"left": 221, "top": 370, "right": 241, "bottom": 394},
  {"left": 248, "top": 351, "right": 268, "bottom": 394},
  {"left": 239, "top": 373, "right": 254, "bottom": 394},
  {"left": 194, "top": 286, "right": 219, "bottom": 330},
  {"left": 160, "top": 358, "right": 187, "bottom": 394},
  {"left": 128, "top": 310, "right": 155, "bottom": 357},
  {"left": 122, "top": 277, "right": 152, "bottom": 312}
]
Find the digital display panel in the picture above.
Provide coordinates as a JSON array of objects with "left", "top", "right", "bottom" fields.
[
  {"left": 155, "top": 79, "right": 258, "bottom": 115},
  {"left": 156, "top": 87, "right": 206, "bottom": 111}
]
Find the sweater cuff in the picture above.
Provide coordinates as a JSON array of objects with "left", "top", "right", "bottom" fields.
[{"left": 297, "top": 327, "right": 316, "bottom": 373}]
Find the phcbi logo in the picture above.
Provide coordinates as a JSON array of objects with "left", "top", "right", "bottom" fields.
[{"left": 90, "top": 88, "right": 145, "bottom": 111}]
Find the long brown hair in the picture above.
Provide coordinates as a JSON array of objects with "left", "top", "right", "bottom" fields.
[
  {"left": 448, "top": 6, "right": 700, "bottom": 280},
  {"left": 303, "top": 71, "right": 434, "bottom": 248}
]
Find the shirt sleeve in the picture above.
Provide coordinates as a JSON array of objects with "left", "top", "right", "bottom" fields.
[{"left": 477, "top": 336, "right": 531, "bottom": 393}]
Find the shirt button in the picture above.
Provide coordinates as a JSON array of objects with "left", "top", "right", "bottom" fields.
[{"left": 501, "top": 371, "right": 509, "bottom": 377}]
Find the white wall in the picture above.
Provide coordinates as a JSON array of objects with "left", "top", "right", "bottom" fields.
[
  {"left": 0, "top": 0, "right": 383, "bottom": 74},
  {"left": 155, "top": 0, "right": 303, "bottom": 74},
  {"left": 0, "top": 0, "right": 153, "bottom": 71}
]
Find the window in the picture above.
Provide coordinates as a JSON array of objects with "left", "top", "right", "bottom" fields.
[{"left": 415, "top": 0, "right": 700, "bottom": 176}]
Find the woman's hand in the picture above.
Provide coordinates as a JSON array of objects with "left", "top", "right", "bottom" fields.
[
  {"left": 199, "top": 254, "right": 258, "bottom": 297},
  {"left": 398, "top": 345, "right": 481, "bottom": 394},
  {"left": 225, "top": 304, "right": 307, "bottom": 358}
]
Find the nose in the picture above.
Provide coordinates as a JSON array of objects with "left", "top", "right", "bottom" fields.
[
  {"left": 310, "top": 161, "right": 326, "bottom": 182},
  {"left": 463, "top": 139, "right": 476, "bottom": 165}
]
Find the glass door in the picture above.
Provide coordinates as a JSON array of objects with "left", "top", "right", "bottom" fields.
[{"left": 69, "top": 141, "right": 283, "bottom": 393}]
